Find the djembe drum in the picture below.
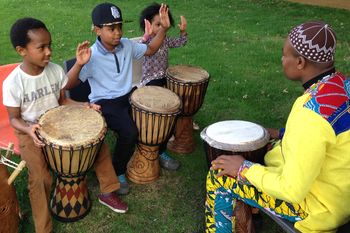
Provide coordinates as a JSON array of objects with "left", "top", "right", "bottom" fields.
[
  {"left": 0, "top": 143, "right": 25, "bottom": 233},
  {"left": 201, "top": 120, "right": 269, "bottom": 233},
  {"left": 166, "top": 65, "right": 209, "bottom": 154},
  {"left": 37, "top": 105, "right": 106, "bottom": 222},
  {"left": 127, "top": 86, "right": 181, "bottom": 184}
]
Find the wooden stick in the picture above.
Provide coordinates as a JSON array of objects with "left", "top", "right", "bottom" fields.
[
  {"left": 7, "top": 160, "right": 26, "bottom": 185},
  {"left": 5, "top": 143, "right": 14, "bottom": 159}
]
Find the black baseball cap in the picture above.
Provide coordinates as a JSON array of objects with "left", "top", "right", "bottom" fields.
[{"left": 92, "top": 2, "right": 123, "bottom": 26}]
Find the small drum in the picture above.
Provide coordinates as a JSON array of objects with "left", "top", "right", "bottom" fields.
[
  {"left": 200, "top": 120, "right": 269, "bottom": 167},
  {"left": 37, "top": 105, "right": 106, "bottom": 222},
  {"left": 127, "top": 86, "right": 181, "bottom": 184},
  {"left": 166, "top": 65, "right": 210, "bottom": 154},
  {"left": 201, "top": 120, "right": 269, "bottom": 233}
]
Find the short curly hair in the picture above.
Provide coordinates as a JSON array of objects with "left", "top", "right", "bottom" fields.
[
  {"left": 139, "top": 3, "right": 174, "bottom": 32},
  {"left": 10, "top": 17, "right": 48, "bottom": 49}
]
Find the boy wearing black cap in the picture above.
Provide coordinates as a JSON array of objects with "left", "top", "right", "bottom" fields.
[
  {"left": 205, "top": 21, "right": 350, "bottom": 232},
  {"left": 66, "top": 3, "right": 171, "bottom": 195}
]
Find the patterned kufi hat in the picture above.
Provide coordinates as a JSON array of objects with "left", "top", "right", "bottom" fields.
[{"left": 288, "top": 21, "right": 336, "bottom": 63}]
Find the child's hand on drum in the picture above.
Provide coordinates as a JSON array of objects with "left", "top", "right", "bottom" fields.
[
  {"left": 30, "top": 124, "right": 45, "bottom": 147},
  {"left": 211, "top": 155, "right": 245, "bottom": 178},
  {"left": 76, "top": 41, "right": 91, "bottom": 66},
  {"left": 84, "top": 102, "right": 101, "bottom": 112}
]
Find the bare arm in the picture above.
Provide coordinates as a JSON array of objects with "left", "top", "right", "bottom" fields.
[
  {"left": 144, "top": 3, "right": 171, "bottom": 56},
  {"left": 64, "top": 41, "right": 91, "bottom": 90}
]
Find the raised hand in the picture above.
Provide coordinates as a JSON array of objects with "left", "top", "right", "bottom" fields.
[
  {"left": 211, "top": 155, "right": 245, "bottom": 178},
  {"left": 144, "top": 19, "right": 152, "bottom": 36},
  {"left": 76, "top": 41, "right": 91, "bottom": 66},
  {"left": 159, "top": 3, "right": 170, "bottom": 30},
  {"left": 178, "top": 15, "right": 187, "bottom": 32}
]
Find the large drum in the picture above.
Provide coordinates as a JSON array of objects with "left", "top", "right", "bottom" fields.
[
  {"left": 0, "top": 143, "right": 25, "bottom": 233},
  {"left": 200, "top": 120, "right": 269, "bottom": 167},
  {"left": 0, "top": 164, "right": 20, "bottom": 233},
  {"left": 166, "top": 65, "right": 209, "bottom": 154},
  {"left": 37, "top": 105, "right": 106, "bottom": 222},
  {"left": 201, "top": 120, "right": 269, "bottom": 233},
  {"left": 127, "top": 86, "right": 181, "bottom": 184}
]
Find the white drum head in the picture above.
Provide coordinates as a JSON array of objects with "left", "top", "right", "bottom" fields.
[{"left": 200, "top": 120, "right": 269, "bottom": 151}]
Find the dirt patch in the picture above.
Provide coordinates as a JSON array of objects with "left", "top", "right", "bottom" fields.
[{"left": 288, "top": 0, "right": 350, "bottom": 10}]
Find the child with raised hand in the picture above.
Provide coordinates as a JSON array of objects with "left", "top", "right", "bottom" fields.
[
  {"left": 64, "top": 2, "right": 171, "bottom": 194},
  {"left": 139, "top": 3, "right": 188, "bottom": 170},
  {"left": 3, "top": 17, "right": 128, "bottom": 233},
  {"left": 205, "top": 21, "right": 350, "bottom": 232}
]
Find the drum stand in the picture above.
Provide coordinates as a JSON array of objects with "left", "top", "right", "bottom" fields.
[
  {"left": 127, "top": 144, "right": 160, "bottom": 184},
  {"left": 167, "top": 116, "right": 196, "bottom": 154},
  {"left": 0, "top": 143, "right": 24, "bottom": 233}
]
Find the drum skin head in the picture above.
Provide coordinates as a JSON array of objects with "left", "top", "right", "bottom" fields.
[
  {"left": 130, "top": 86, "right": 181, "bottom": 113},
  {"left": 37, "top": 105, "right": 106, "bottom": 148},
  {"left": 200, "top": 120, "right": 270, "bottom": 151},
  {"left": 166, "top": 65, "right": 209, "bottom": 83}
]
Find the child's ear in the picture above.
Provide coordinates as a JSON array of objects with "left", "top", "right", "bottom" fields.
[
  {"left": 296, "top": 56, "right": 306, "bottom": 70},
  {"left": 94, "top": 26, "right": 101, "bottom": 36},
  {"left": 15, "top": 46, "right": 26, "bottom": 57}
]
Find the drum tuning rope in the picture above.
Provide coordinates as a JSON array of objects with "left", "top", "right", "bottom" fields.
[{"left": 0, "top": 143, "right": 26, "bottom": 185}]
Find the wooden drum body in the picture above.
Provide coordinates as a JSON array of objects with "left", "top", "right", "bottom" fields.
[
  {"left": 201, "top": 120, "right": 269, "bottom": 233},
  {"left": 37, "top": 106, "right": 106, "bottom": 222},
  {"left": 127, "top": 86, "right": 181, "bottom": 184},
  {"left": 0, "top": 164, "right": 20, "bottom": 233},
  {"left": 166, "top": 65, "right": 209, "bottom": 154}
]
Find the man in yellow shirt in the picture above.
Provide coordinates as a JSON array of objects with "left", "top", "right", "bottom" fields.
[{"left": 205, "top": 21, "right": 350, "bottom": 232}]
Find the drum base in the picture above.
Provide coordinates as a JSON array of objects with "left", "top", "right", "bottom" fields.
[
  {"left": 167, "top": 117, "right": 196, "bottom": 154},
  {"left": 51, "top": 176, "right": 91, "bottom": 222},
  {"left": 126, "top": 144, "right": 160, "bottom": 184},
  {"left": 0, "top": 164, "right": 20, "bottom": 233}
]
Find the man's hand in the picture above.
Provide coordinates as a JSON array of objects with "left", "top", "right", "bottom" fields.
[{"left": 211, "top": 155, "right": 245, "bottom": 178}]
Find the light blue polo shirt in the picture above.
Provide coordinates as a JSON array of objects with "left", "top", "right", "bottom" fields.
[{"left": 79, "top": 37, "right": 147, "bottom": 103}]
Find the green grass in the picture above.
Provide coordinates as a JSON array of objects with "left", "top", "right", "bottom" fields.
[{"left": 0, "top": 0, "right": 349, "bottom": 232}]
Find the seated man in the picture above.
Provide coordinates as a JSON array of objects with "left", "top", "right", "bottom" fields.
[{"left": 205, "top": 21, "right": 350, "bottom": 232}]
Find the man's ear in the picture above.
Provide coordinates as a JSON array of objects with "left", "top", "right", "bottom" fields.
[
  {"left": 15, "top": 46, "right": 26, "bottom": 57},
  {"left": 296, "top": 56, "right": 306, "bottom": 70}
]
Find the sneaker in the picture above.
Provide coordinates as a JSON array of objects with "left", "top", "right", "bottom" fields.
[
  {"left": 193, "top": 121, "right": 200, "bottom": 130},
  {"left": 115, "top": 174, "right": 130, "bottom": 195},
  {"left": 98, "top": 192, "right": 128, "bottom": 213},
  {"left": 159, "top": 152, "right": 180, "bottom": 170}
]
